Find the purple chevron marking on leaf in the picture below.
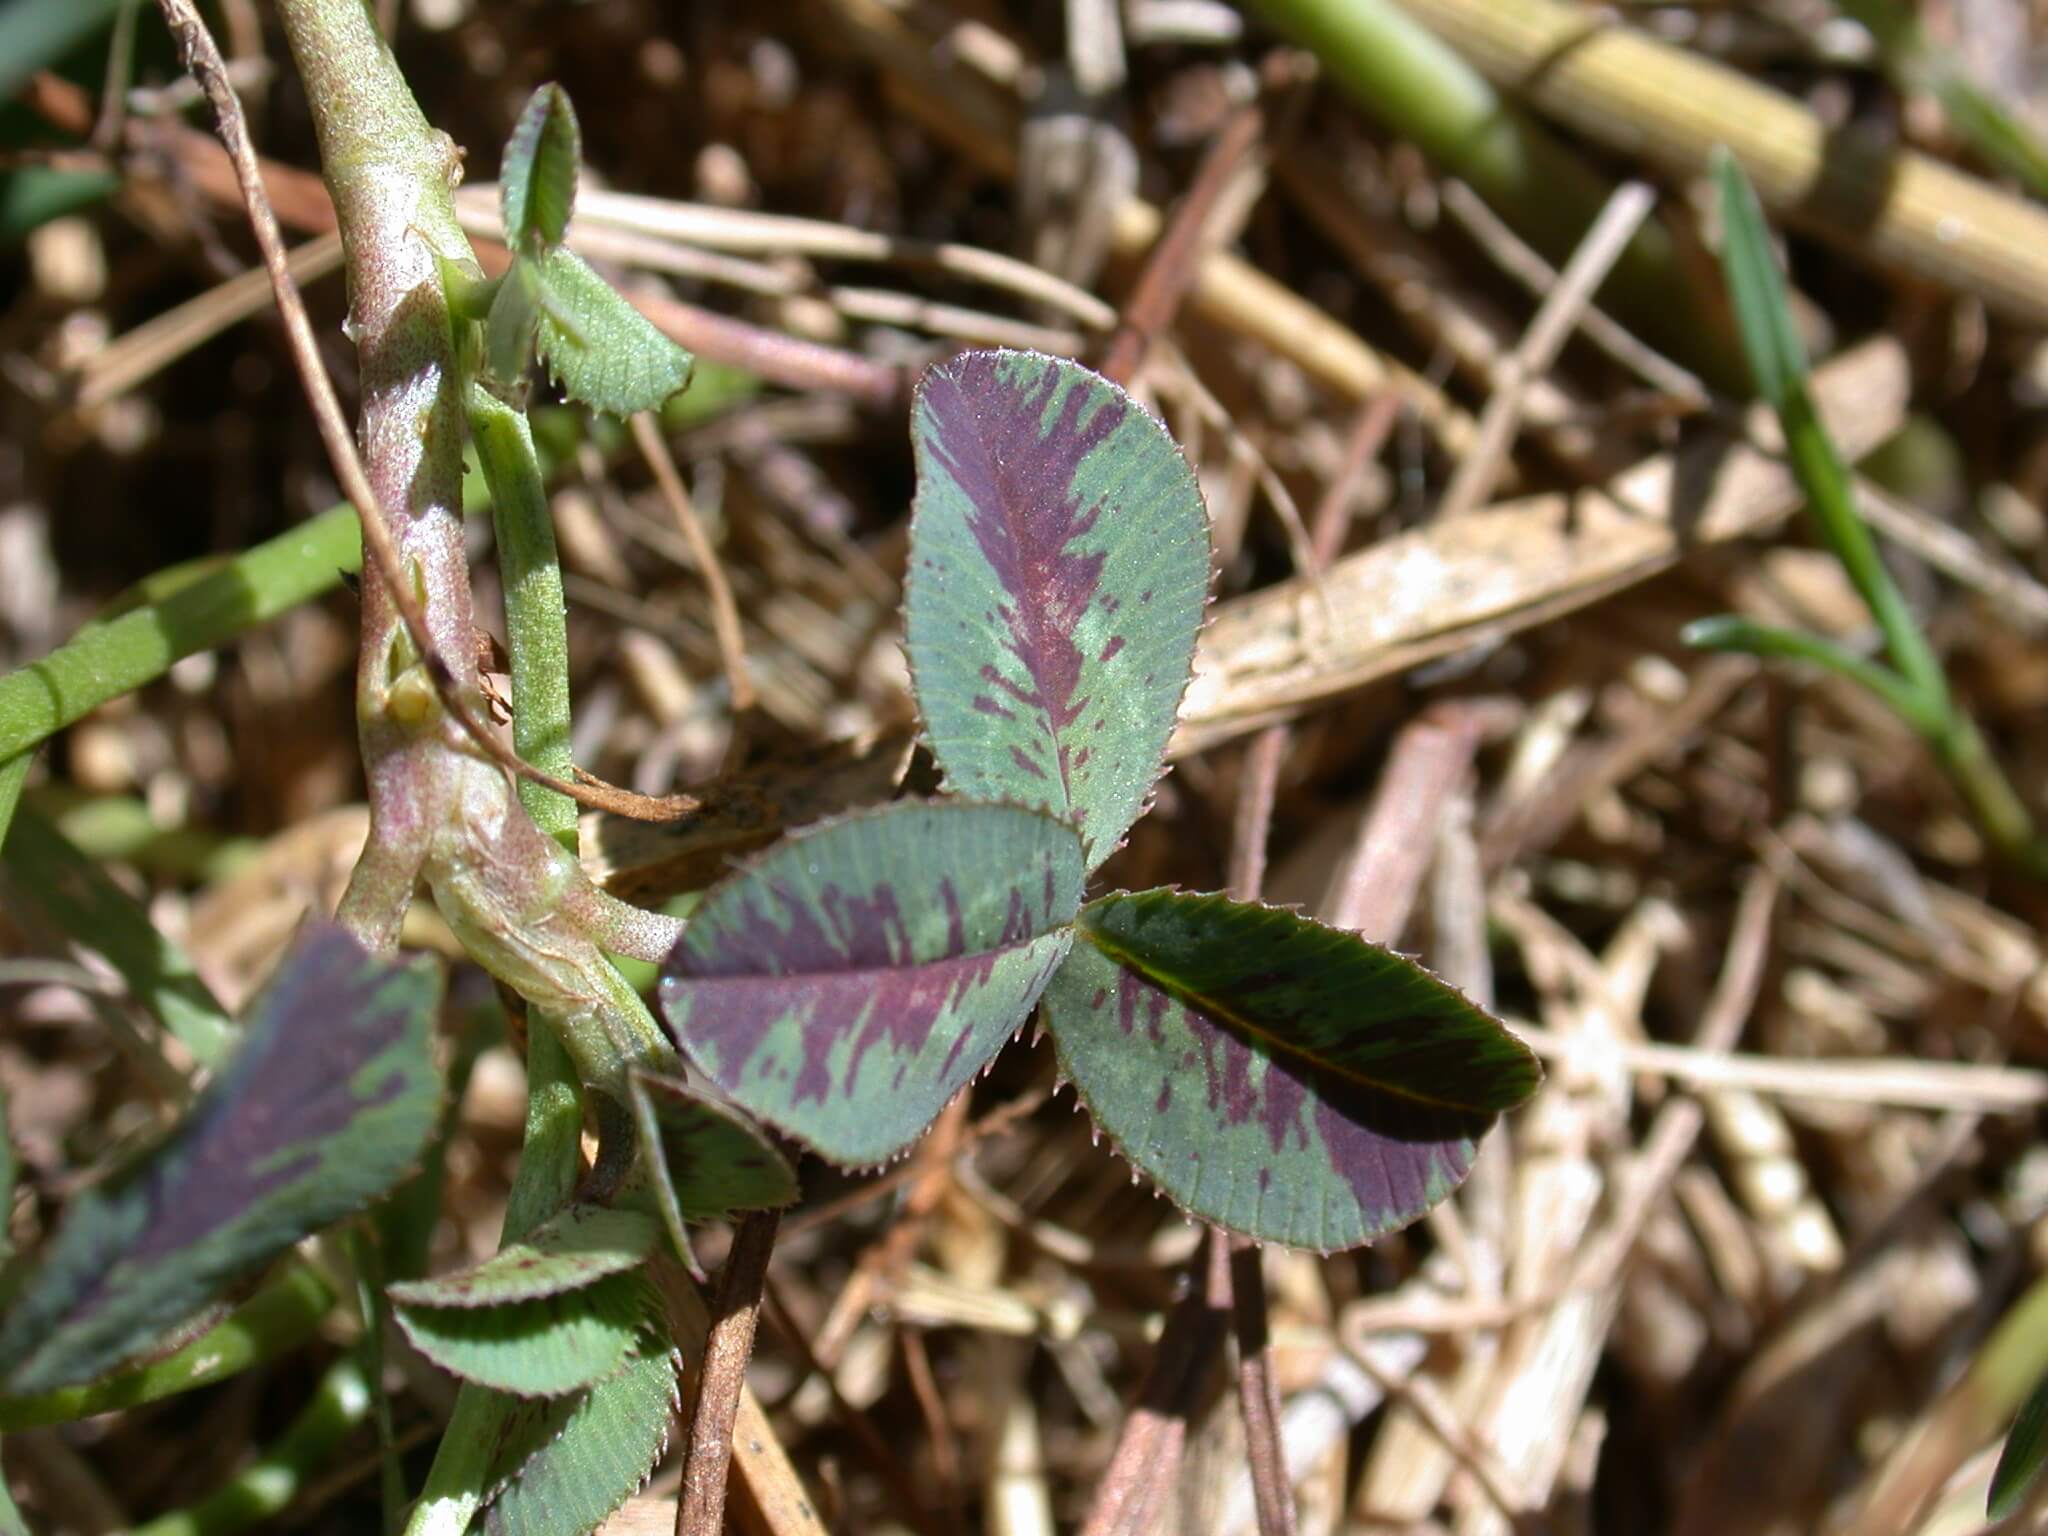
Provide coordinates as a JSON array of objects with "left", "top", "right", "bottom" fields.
[
  {"left": 918, "top": 353, "right": 1119, "bottom": 810},
  {"left": 905, "top": 350, "right": 1210, "bottom": 871},
  {"left": 660, "top": 801, "right": 1085, "bottom": 1166}
]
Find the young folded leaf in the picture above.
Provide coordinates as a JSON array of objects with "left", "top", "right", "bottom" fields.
[
  {"left": 906, "top": 350, "right": 1210, "bottom": 871},
  {"left": 0, "top": 923, "right": 441, "bottom": 1394},
  {"left": 532, "top": 247, "right": 693, "bottom": 418},
  {"left": 660, "top": 799, "right": 1085, "bottom": 1165},
  {"left": 1041, "top": 891, "right": 1541, "bottom": 1251},
  {"left": 500, "top": 83, "right": 579, "bottom": 254}
]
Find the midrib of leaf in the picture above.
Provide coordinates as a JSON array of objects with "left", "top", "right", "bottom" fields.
[
  {"left": 1071, "top": 920, "right": 1499, "bottom": 1116},
  {"left": 684, "top": 931, "right": 1070, "bottom": 990}
]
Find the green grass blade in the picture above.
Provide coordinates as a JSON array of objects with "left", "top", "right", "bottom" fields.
[
  {"left": 1711, "top": 150, "right": 1949, "bottom": 714},
  {"left": 1993, "top": 1370, "right": 2048, "bottom": 1518},
  {"left": 1680, "top": 617, "right": 1936, "bottom": 734},
  {"left": 0, "top": 504, "right": 360, "bottom": 767},
  {"left": 3, "top": 807, "right": 236, "bottom": 1070},
  {"left": 128, "top": 1353, "right": 374, "bottom": 1536}
]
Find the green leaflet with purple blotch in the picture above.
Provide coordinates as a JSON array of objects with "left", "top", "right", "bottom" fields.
[
  {"left": 905, "top": 350, "right": 1210, "bottom": 871},
  {"left": 659, "top": 799, "right": 1084, "bottom": 1166},
  {"left": 0, "top": 923, "right": 441, "bottom": 1393},
  {"left": 1041, "top": 891, "right": 1541, "bottom": 1251}
]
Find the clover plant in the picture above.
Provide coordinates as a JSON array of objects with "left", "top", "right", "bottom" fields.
[
  {"left": 661, "top": 350, "right": 1540, "bottom": 1250},
  {"left": 0, "top": 6, "right": 1540, "bottom": 1527}
]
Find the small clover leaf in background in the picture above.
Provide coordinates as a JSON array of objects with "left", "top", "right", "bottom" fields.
[
  {"left": 1042, "top": 891, "right": 1540, "bottom": 1251},
  {"left": 626, "top": 1074, "right": 798, "bottom": 1222},
  {"left": 906, "top": 349, "right": 1210, "bottom": 871},
  {"left": 660, "top": 800, "right": 1084, "bottom": 1166},
  {"left": 390, "top": 1205, "right": 657, "bottom": 1308},
  {"left": 627, "top": 1071, "right": 798, "bottom": 1278},
  {"left": 0, "top": 923, "right": 442, "bottom": 1394},
  {"left": 392, "top": 1271, "right": 661, "bottom": 1399}
]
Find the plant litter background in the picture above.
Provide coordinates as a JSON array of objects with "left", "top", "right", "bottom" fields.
[{"left": 5, "top": 0, "right": 2048, "bottom": 1532}]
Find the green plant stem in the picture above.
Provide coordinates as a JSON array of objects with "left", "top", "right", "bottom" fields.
[
  {"left": 1773, "top": 388, "right": 1951, "bottom": 717},
  {"left": 469, "top": 385, "right": 575, "bottom": 843},
  {"left": 0, "top": 503, "right": 359, "bottom": 772},
  {"left": 409, "top": 250, "right": 594, "bottom": 1536},
  {"left": 1929, "top": 715, "right": 2048, "bottom": 882},
  {"left": 1709, "top": 154, "right": 2048, "bottom": 877},
  {"left": 3, "top": 807, "right": 236, "bottom": 1071},
  {"left": 1683, "top": 617, "right": 1936, "bottom": 735},
  {"left": 0, "top": 1264, "right": 336, "bottom": 1432},
  {"left": 276, "top": 0, "right": 478, "bottom": 951},
  {"left": 1241, "top": 0, "right": 1741, "bottom": 387},
  {"left": 129, "top": 1352, "right": 374, "bottom": 1536},
  {"left": 403, "top": 1025, "right": 584, "bottom": 1536},
  {"left": 350, "top": 1230, "right": 404, "bottom": 1534}
]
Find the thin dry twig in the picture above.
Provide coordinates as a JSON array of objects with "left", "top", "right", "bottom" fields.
[
  {"left": 1566, "top": 869, "right": 1780, "bottom": 1292},
  {"left": 1079, "top": 1234, "right": 1234, "bottom": 1536},
  {"left": 1228, "top": 1242, "right": 1296, "bottom": 1536},
  {"left": 1435, "top": 181, "right": 1660, "bottom": 521},
  {"left": 1097, "top": 89, "right": 1268, "bottom": 384},
  {"left": 1176, "top": 338, "right": 1909, "bottom": 754},
  {"left": 72, "top": 230, "right": 344, "bottom": 410},
  {"left": 1509, "top": 1025, "right": 2048, "bottom": 1111},
  {"left": 488, "top": 185, "right": 1121, "bottom": 329},
  {"left": 630, "top": 413, "right": 755, "bottom": 714},
  {"left": 677, "top": 1210, "right": 781, "bottom": 1536},
  {"left": 1342, "top": 1347, "right": 1538, "bottom": 1527},
  {"left": 1324, "top": 697, "right": 1517, "bottom": 942},
  {"left": 1436, "top": 179, "right": 1708, "bottom": 405},
  {"left": 758, "top": 1279, "right": 940, "bottom": 1536}
]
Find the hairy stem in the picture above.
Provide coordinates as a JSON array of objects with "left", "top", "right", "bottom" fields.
[
  {"left": 405, "top": 1022, "right": 585, "bottom": 1536},
  {"left": 470, "top": 385, "right": 576, "bottom": 842}
]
